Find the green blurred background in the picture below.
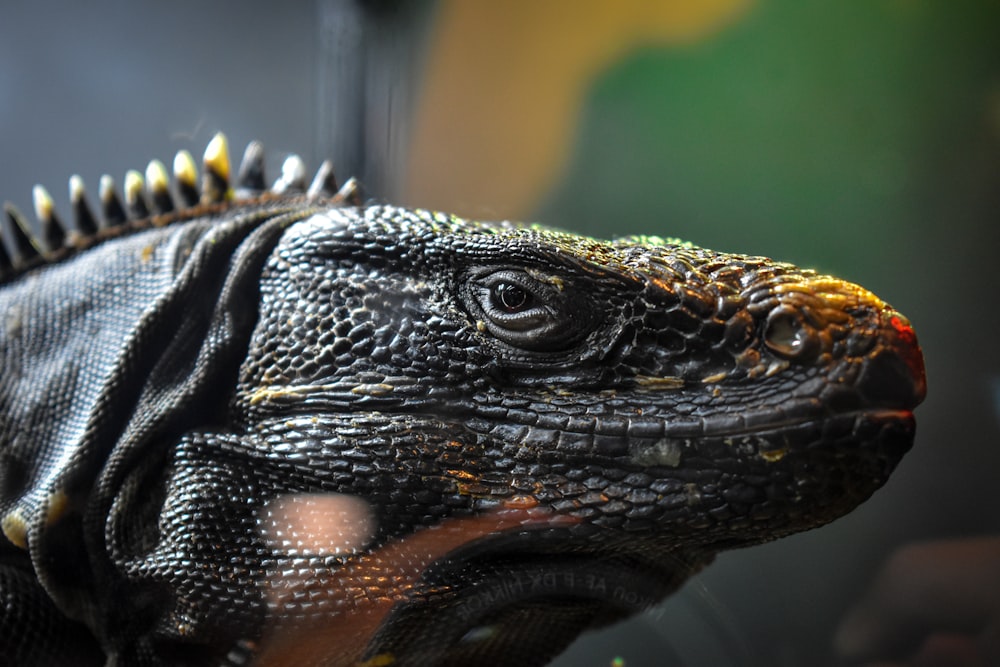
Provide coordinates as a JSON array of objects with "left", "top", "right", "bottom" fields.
[{"left": 537, "top": 2, "right": 1000, "bottom": 663}]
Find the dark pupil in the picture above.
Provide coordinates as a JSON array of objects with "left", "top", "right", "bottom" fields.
[{"left": 493, "top": 283, "right": 530, "bottom": 312}]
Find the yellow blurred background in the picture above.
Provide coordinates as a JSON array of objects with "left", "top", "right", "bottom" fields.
[{"left": 406, "top": 0, "right": 752, "bottom": 219}]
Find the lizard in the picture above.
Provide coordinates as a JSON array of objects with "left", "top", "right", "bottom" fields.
[{"left": 0, "top": 133, "right": 926, "bottom": 666}]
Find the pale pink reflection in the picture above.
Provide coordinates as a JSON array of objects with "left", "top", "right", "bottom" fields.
[
  {"left": 253, "top": 495, "right": 570, "bottom": 667},
  {"left": 261, "top": 493, "right": 376, "bottom": 557}
]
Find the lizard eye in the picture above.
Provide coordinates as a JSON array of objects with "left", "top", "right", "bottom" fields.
[
  {"left": 492, "top": 282, "right": 532, "bottom": 313},
  {"left": 465, "top": 269, "right": 597, "bottom": 352},
  {"left": 764, "top": 306, "right": 820, "bottom": 360}
]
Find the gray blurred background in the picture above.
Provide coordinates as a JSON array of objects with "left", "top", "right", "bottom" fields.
[{"left": 2, "top": 1, "right": 999, "bottom": 665}]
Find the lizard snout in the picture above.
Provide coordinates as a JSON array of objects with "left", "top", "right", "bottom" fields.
[{"left": 856, "top": 311, "right": 927, "bottom": 410}]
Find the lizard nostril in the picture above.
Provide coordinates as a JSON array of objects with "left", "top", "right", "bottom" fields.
[
  {"left": 857, "top": 312, "right": 927, "bottom": 409},
  {"left": 764, "top": 306, "right": 819, "bottom": 361}
]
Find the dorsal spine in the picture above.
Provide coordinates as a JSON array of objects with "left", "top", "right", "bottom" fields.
[{"left": 0, "top": 132, "right": 362, "bottom": 283}]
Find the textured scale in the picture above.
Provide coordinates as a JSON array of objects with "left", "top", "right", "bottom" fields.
[{"left": 0, "top": 134, "right": 925, "bottom": 666}]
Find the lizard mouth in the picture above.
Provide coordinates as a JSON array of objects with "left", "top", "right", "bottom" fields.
[
  {"left": 471, "top": 401, "right": 915, "bottom": 465},
  {"left": 623, "top": 406, "right": 915, "bottom": 470}
]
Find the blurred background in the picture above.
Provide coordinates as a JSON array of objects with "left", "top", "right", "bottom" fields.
[{"left": 2, "top": 1, "right": 999, "bottom": 664}]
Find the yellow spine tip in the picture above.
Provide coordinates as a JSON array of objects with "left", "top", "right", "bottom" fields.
[
  {"left": 173, "top": 150, "right": 197, "bottom": 187},
  {"left": 124, "top": 169, "right": 144, "bottom": 198},
  {"left": 145, "top": 159, "right": 169, "bottom": 194},
  {"left": 32, "top": 184, "right": 54, "bottom": 220},
  {"left": 204, "top": 132, "right": 231, "bottom": 181}
]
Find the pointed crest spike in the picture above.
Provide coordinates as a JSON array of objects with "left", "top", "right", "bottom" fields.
[
  {"left": 201, "top": 132, "right": 232, "bottom": 204},
  {"left": 334, "top": 177, "right": 362, "bottom": 206},
  {"left": 99, "top": 175, "right": 127, "bottom": 227},
  {"left": 124, "top": 170, "right": 150, "bottom": 220},
  {"left": 307, "top": 160, "right": 338, "bottom": 200},
  {"left": 271, "top": 154, "right": 307, "bottom": 194},
  {"left": 69, "top": 175, "right": 99, "bottom": 237},
  {"left": 145, "top": 159, "right": 174, "bottom": 215},
  {"left": 236, "top": 141, "right": 266, "bottom": 193},
  {"left": 173, "top": 150, "right": 199, "bottom": 208},
  {"left": 4, "top": 202, "right": 42, "bottom": 263},
  {"left": 32, "top": 185, "right": 66, "bottom": 252},
  {"left": 69, "top": 174, "right": 85, "bottom": 199},
  {"left": 32, "top": 185, "right": 53, "bottom": 222}
]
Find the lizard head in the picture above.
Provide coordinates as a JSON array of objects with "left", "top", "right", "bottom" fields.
[
  {"left": 239, "top": 205, "right": 925, "bottom": 546},
  {"left": 230, "top": 204, "right": 925, "bottom": 659}
]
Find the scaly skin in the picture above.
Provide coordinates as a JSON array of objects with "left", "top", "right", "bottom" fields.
[{"left": 0, "top": 137, "right": 925, "bottom": 666}]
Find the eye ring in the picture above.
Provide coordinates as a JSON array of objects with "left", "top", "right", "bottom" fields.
[
  {"left": 463, "top": 269, "right": 598, "bottom": 352},
  {"left": 764, "top": 306, "right": 819, "bottom": 360}
]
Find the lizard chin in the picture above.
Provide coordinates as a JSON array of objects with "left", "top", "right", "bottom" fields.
[{"left": 363, "top": 544, "right": 707, "bottom": 666}]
